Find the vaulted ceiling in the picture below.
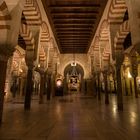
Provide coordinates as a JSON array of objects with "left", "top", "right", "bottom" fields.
[{"left": 41, "top": 0, "right": 108, "bottom": 53}]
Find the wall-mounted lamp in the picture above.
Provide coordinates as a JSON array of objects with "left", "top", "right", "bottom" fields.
[
  {"left": 56, "top": 79, "right": 62, "bottom": 87},
  {"left": 137, "top": 78, "right": 140, "bottom": 84},
  {"left": 38, "top": 64, "right": 40, "bottom": 68},
  {"left": 19, "top": 69, "right": 23, "bottom": 73}
]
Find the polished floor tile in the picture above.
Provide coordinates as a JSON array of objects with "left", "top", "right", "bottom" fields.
[{"left": 0, "top": 94, "right": 140, "bottom": 140}]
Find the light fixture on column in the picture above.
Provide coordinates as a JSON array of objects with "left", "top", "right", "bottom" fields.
[{"left": 38, "top": 63, "right": 40, "bottom": 68}]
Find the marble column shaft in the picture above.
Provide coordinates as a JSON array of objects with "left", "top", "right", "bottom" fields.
[
  {"left": 24, "top": 68, "right": 33, "bottom": 110},
  {"left": 0, "top": 58, "right": 8, "bottom": 124},
  {"left": 132, "top": 62, "right": 138, "bottom": 98},
  {"left": 47, "top": 73, "right": 51, "bottom": 100},
  {"left": 39, "top": 74, "right": 45, "bottom": 104},
  {"left": 97, "top": 73, "right": 101, "bottom": 100},
  {"left": 103, "top": 71, "right": 109, "bottom": 104},
  {"left": 116, "top": 66, "right": 123, "bottom": 110}
]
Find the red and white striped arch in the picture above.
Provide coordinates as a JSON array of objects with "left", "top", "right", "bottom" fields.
[
  {"left": 102, "top": 46, "right": 110, "bottom": 62},
  {"left": 20, "top": 23, "right": 34, "bottom": 51},
  {"left": 114, "top": 20, "right": 130, "bottom": 51},
  {"left": 40, "top": 21, "right": 50, "bottom": 45},
  {"left": 108, "top": 0, "right": 127, "bottom": 24},
  {"left": 99, "top": 20, "right": 110, "bottom": 63},
  {"left": 47, "top": 37, "right": 55, "bottom": 70},
  {"left": 93, "top": 36, "right": 100, "bottom": 70},
  {"left": 23, "top": 0, "right": 42, "bottom": 26},
  {"left": 39, "top": 21, "right": 51, "bottom": 69},
  {"left": 39, "top": 46, "right": 46, "bottom": 68},
  {"left": 0, "top": 1, "right": 11, "bottom": 29},
  {"left": 99, "top": 20, "right": 109, "bottom": 41}
]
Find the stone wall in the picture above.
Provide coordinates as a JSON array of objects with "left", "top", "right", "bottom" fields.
[{"left": 57, "top": 54, "right": 91, "bottom": 79}]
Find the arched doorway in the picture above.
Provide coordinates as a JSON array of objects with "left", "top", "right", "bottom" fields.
[{"left": 64, "top": 63, "right": 84, "bottom": 94}]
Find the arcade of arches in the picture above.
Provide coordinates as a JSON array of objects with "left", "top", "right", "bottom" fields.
[{"left": 0, "top": 0, "right": 140, "bottom": 128}]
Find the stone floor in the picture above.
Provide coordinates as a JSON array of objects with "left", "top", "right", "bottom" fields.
[{"left": 0, "top": 94, "right": 140, "bottom": 140}]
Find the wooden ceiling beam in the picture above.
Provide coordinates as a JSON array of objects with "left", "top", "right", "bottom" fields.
[
  {"left": 60, "top": 43, "right": 88, "bottom": 46},
  {"left": 55, "top": 25, "right": 93, "bottom": 28},
  {"left": 51, "top": 11, "right": 99, "bottom": 15},
  {"left": 52, "top": 15, "right": 97, "bottom": 19},
  {"left": 54, "top": 20, "right": 95, "bottom": 24},
  {"left": 56, "top": 28, "right": 92, "bottom": 31},
  {"left": 58, "top": 36, "right": 90, "bottom": 39},
  {"left": 58, "top": 38, "right": 89, "bottom": 40},
  {"left": 50, "top": 8, "right": 99, "bottom": 13},
  {"left": 41, "top": 0, "right": 108, "bottom": 54},
  {"left": 57, "top": 31, "right": 92, "bottom": 33},
  {"left": 60, "top": 40, "right": 88, "bottom": 42},
  {"left": 57, "top": 32, "right": 92, "bottom": 35},
  {"left": 61, "top": 44, "right": 87, "bottom": 48},
  {"left": 49, "top": 4, "right": 100, "bottom": 8}
]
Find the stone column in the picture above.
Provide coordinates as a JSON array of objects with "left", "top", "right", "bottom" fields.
[
  {"left": 113, "top": 76, "right": 117, "bottom": 94},
  {"left": 116, "top": 52, "right": 124, "bottom": 110},
  {"left": 125, "top": 0, "right": 140, "bottom": 54},
  {"left": 51, "top": 73, "right": 56, "bottom": 97},
  {"left": 92, "top": 72, "right": 97, "bottom": 96},
  {"left": 24, "top": 66, "right": 33, "bottom": 110},
  {"left": 5, "top": 56, "right": 13, "bottom": 101},
  {"left": 131, "top": 54, "right": 138, "bottom": 98},
  {"left": 116, "top": 65, "right": 123, "bottom": 110},
  {"left": 103, "top": 70, "right": 109, "bottom": 104},
  {"left": 122, "top": 66, "right": 128, "bottom": 96},
  {"left": 133, "top": 76, "right": 138, "bottom": 98},
  {"left": 46, "top": 72, "right": 52, "bottom": 100},
  {"left": 124, "top": 77, "right": 128, "bottom": 96},
  {"left": 0, "top": 55, "right": 9, "bottom": 124},
  {"left": 39, "top": 73, "right": 45, "bottom": 104},
  {"left": 97, "top": 72, "right": 101, "bottom": 100}
]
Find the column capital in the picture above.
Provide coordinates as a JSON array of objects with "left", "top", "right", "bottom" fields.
[
  {"left": 35, "top": 67, "right": 45, "bottom": 75},
  {"left": 46, "top": 68, "right": 52, "bottom": 75},
  {"left": 134, "top": 42, "right": 140, "bottom": 55},
  {"left": 0, "top": 54, "right": 9, "bottom": 62},
  {"left": 26, "top": 63, "right": 34, "bottom": 70},
  {"left": 0, "top": 44, "right": 15, "bottom": 61},
  {"left": 25, "top": 58, "right": 34, "bottom": 70}
]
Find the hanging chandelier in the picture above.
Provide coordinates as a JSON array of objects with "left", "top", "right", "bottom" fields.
[
  {"left": 71, "top": 53, "right": 77, "bottom": 66},
  {"left": 70, "top": 53, "right": 78, "bottom": 76}
]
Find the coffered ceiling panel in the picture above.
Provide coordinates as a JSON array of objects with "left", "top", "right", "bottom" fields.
[{"left": 41, "top": 0, "right": 108, "bottom": 53}]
